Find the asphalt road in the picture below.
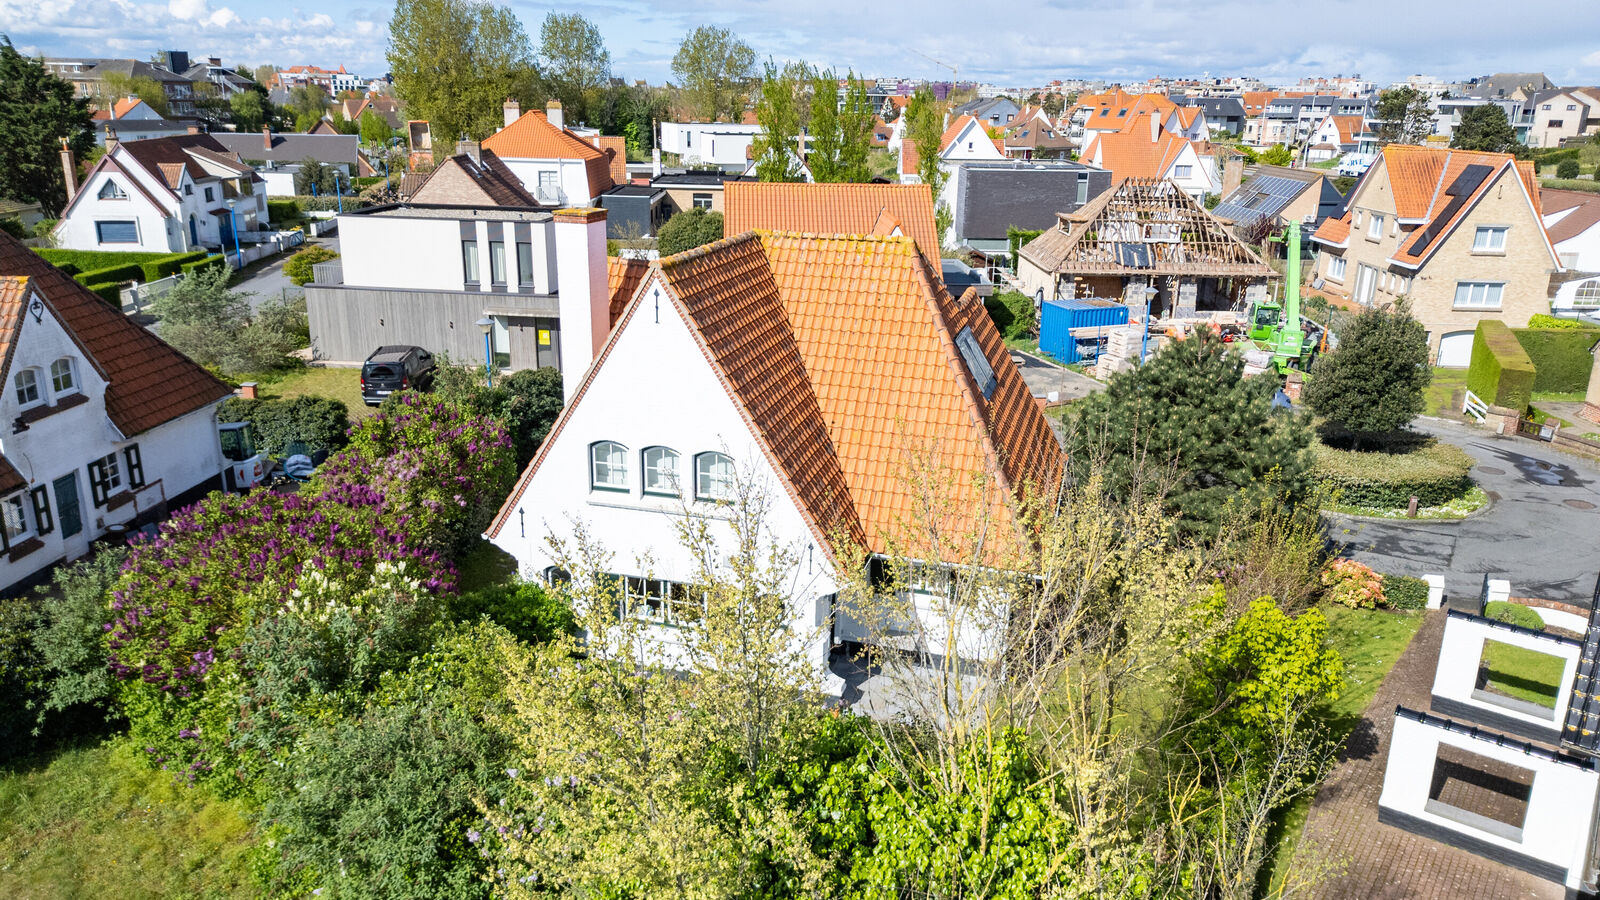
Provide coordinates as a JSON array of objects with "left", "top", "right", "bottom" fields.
[
  {"left": 232, "top": 237, "right": 338, "bottom": 309},
  {"left": 1326, "top": 417, "right": 1600, "bottom": 607}
]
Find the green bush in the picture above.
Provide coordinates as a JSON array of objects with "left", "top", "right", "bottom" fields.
[
  {"left": 267, "top": 198, "right": 302, "bottom": 223},
  {"left": 181, "top": 254, "right": 228, "bottom": 277},
  {"left": 984, "top": 290, "right": 1035, "bottom": 341},
  {"left": 449, "top": 581, "right": 574, "bottom": 644},
  {"left": 1536, "top": 147, "right": 1580, "bottom": 167},
  {"left": 1513, "top": 325, "right": 1600, "bottom": 393},
  {"left": 1467, "top": 319, "right": 1536, "bottom": 410},
  {"left": 217, "top": 394, "right": 350, "bottom": 457},
  {"left": 1382, "top": 574, "right": 1429, "bottom": 610},
  {"left": 38, "top": 249, "right": 210, "bottom": 285},
  {"left": 1312, "top": 439, "right": 1474, "bottom": 507},
  {"left": 1557, "top": 159, "right": 1581, "bottom": 179},
  {"left": 74, "top": 262, "right": 144, "bottom": 287},
  {"left": 657, "top": 207, "right": 724, "bottom": 256},
  {"left": 0, "top": 217, "right": 25, "bottom": 239},
  {"left": 1485, "top": 600, "right": 1544, "bottom": 631},
  {"left": 1527, "top": 313, "right": 1590, "bottom": 329},
  {"left": 140, "top": 250, "right": 208, "bottom": 281},
  {"left": 89, "top": 283, "right": 122, "bottom": 306},
  {"left": 284, "top": 245, "right": 338, "bottom": 285},
  {"left": 288, "top": 194, "right": 369, "bottom": 212}
]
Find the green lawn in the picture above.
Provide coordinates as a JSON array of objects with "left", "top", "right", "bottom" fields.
[
  {"left": 0, "top": 740, "right": 256, "bottom": 899},
  {"left": 256, "top": 366, "right": 375, "bottom": 419},
  {"left": 1481, "top": 639, "right": 1565, "bottom": 708},
  {"left": 1423, "top": 367, "right": 1468, "bottom": 419},
  {"left": 1263, "top": 605, "right": 1426, "bottom": 895}
]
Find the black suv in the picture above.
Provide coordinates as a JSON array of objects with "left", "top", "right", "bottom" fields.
[{"left": 361, "top": 346, "right": 436, "bottom": 406}]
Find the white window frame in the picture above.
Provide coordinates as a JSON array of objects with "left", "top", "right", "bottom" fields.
[
  {"left": 49, "top": 358, "right": 76, "bottom": 395},
  {"left": 617, "top": 575, "right": 705, "bottom": 627},
  {"left": 97, "top": 180, "right": 127, "bottom": 200},
  {"left": 2, "top": 492, "right": 30, "bottom": 544},
  {"left": 1473, "top": 226, "right": 1508, "bottom": 253},
  {"left": 692, "top": 193, "right": 713, "bottom": 210},
  {"left": 1327, "top": 256, "right": 1347, "bottom": 282},
  {"left": 641, "top": 446, "right": 680, "bottom": 496},
  {"left": 1453, "top": 281, "right": 1505, "bottom": 310},
  {"left": 590, "top": 441, "right": 628, "bottom": 492},
  {"left": 1574, "top": 280, "right": 1600, "bottom": 309},
  {"left": 1174, "top": 164, "right": 1193, "bottom": 178},
  {"left": 13, "top": 368, "right": 42, "bottom": 407},
  {"left": 1368, "top": 213, "right": 1384, "bottom": 240},
  {"left": 694, "top": 451, "right": 735, "bottom": 503}
]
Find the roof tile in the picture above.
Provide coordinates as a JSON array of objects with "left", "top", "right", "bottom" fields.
[{"left": 724, "top": 182, "right": 940, "bottom": 261}]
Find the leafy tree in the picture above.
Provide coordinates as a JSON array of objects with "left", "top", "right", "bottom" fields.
[
  {"left": 328, "top": 109, "right": 358, "bottom": 135},
  {"left": 100, "top": 71, "right": 170, "bottom": 116},
  {"left": 1451, "top": 103, "right": 1522, "bottom": 155},
  {"left": 1374, "top": 86, "right": 1434, "bottom": 145},
  {"left": 905, "top": 88, "right": 953, "bottom": 238},
  {"left": 0, "top": 37, "right": 94, "bottom": 215},
  {"left": 1258, "top": 143, "right": 1294, "bottom": 166},
  {"left": 217, "top": 394, "right": 350, "bottom": 456},
  {"left": 1557, "top": 158, "right": 1580, "bottom": 179},
  {"left": 388, "top": 0, "right": 542, "bottom": 147},
  {"left": 807, "top": 71, "right": 874, "bottom": 183},
  {"left": 1303, "top": 299, "right": 1430, "bottom": 445},
  {"left": 416, "top": 361, "right": 564, "bottom": 468},
  {"left": 229, "top": 89, "right": 266, "bottom": 131},
  {"left": 293, "top": 157, "right": 336, "bottom": 195},
  {"left": 751, "top": 60, "right": 807, "bottom": 181},
  {"left": 671, "top": 26, "right": 756, "bottom": 122},
  {"left": 656, "top": 207, "right": 724, "bottom": 255},
  {"left": 254, "top": 64, "right": 276, "bottom": 87},
  {"left": 150, "top": 267, "right": 303, "bottom": 375},
  {"left": 359, "top": 108, "right": 394, "bottom": 146},
  {"left": 29, "top": 549, "right": 127, "bottom": 731},
  {"left": 288, "top": 83, "right": 330, "bottom": 126},
  {"left": 1067, "top": 327, "right": 1314, "bottom": 534},
  {"left": 538, "top": 12, "right": 610, "bottom": 125},
  {"left": 285, "top": 244, "right": 338, "bottom": 285}
]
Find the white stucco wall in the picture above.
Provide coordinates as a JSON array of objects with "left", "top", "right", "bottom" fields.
[
  {"left": 1430, "top": 615, "right": 1579, "bottom": 735},
  {"left": 337, "top": 212, "right": 557, "bottom": 294},
  {"left": 491, "top": 272, "right": 838, "bottom": 674},
  {"left": 660, "top": 123, "right": 759, "bottom": 167},
  {"left": 56, "top": 165, "right": 179, "bottom": 253},
  {"left": 502, "top": 158, "right": 594, "bottom": 206}
]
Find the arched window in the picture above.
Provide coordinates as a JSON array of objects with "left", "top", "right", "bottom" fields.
[
  {"left": 49, "top": 358, "right": 76, "bottom": 395},
  {"left": 98, "top": 180, "right": 127, "bottom": 200},
  {"left": 589, "top": 441, "right": 628, "bottom": 491},
  {"left": 641, "top": 446, "right": 680, "bottom": 496},
  {"left": 694, "top": 452, "right": 735, "bottom": 502},
  {"left": 13, "top": 369, "right": 41, "bottom": 407}
]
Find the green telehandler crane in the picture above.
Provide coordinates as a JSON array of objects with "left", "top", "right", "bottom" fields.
[{"left": 1247, "top": 220, "right": 1319, "bottom": 372}]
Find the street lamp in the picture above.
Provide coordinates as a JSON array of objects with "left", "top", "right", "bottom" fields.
[
  {"left": 225, "top": 198, "right": 243, "bottom": 269},
  {"left": 332, "top": 169, "right": 345, "bottom": 214},
  {"left": 1139, "top": 284, "right": 1159, "bottom": 365},
  {"left": 475, "top": 317, "right": 494, "bottom": 388}
]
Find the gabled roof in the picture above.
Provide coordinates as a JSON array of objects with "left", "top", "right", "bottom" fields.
[
  {"left": 1311, "top": 211, "right": 1351, "bottom": 247},
  {"left": 483, "top": 110, "right": 614, "bottom": 199},
  {"left": 1083, "top": 129, "right": 1191, "bottom": 181},
  {"left": 1372, "top": 145, "right": 1552, "bottom": 268},
  {"left": 1328, "top": 115, "right": 1363, "bottom": 145},
  {"left": 0, "top": 234, "right": 230, "bottom": 435},
  {"left": 939, "top": 114, "right": 984, "bottom": 152},
  {"left": 724, "top": 182, "right": 941, "bottom": 261},
  {"left": 493, "top": 232, "right": 1064, "bottom": 560},
  {"left": 1213, "top": 166, "right": 1323, "bottom": 226},
  {"left": 1543, "top": 189, "right": 1600, "bottom": 245},
  {"left": 1021, "top": 178, "right": 1275, "bottom": 278},
  {"left": 409, "top": 149, "right": 537, "bottom": 207},
  {"left": 607, "top": 256, "right": 649, "bottom": 325},
  {"left": 117, "top": 133, "right": 244, "bottom": 191},
  {"left": 211, "top": 131, "right": 361, "bottom": 166},
  {"left": 112, "top": 98, "right": 145, "bottom": 118}
]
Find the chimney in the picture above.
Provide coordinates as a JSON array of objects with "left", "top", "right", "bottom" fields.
[
  {"left": 186, "top": 124, "right": 201, "bottom": 135},
  {"left": 456, "top": 137, "right": 481, "bottom": 164},
  {"left": 546, "top": 99, "right": 563, "bottom": 130},
  {"left": 1222, "top": 155, "right": 1244, "bottom": 198},
  {"left": 60, "top": 138, "right": 78, "bottom": 202},
  {"left": 238, "top": 382, "right": 258, "bottom": 400},
  {"left": 103, "top": 126, "right": 118, "bottom": 154},
  {"left": 551, "top": 207, "right": 608, "bottom": 402},
  {"left": 263, "top": 125, "right": 272, "bottom": 152},
  {"left": 503, "top": 98, "right": 520, "bottom": 128},
  {"left": 207, "top": 56, "right": 221, "bottom": 66}
]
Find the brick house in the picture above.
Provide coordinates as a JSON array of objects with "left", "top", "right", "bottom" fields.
[{"left": 1309, "top": 145, "right": 1562, "bottom": 367}]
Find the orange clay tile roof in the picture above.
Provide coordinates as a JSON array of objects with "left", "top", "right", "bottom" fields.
[
  {"left": 0, "top": 233, "right": 231, "bottom": 436},
  {"left": 483, "top": 111, "right": 614, "bottom": 198},
  {"left": 1084, "top": 129, "right": 1190, "bottom": 180},
  {"left": 1173, "top": 106, "right": 1201, "bottom": 129},
  {"left": 1330, "top": 115, "right": 1363, "bottom": 145},
  {"left": 724, "top": 181, "right": 940, "bottom": 261},
  {"left": 606, "top": 255, "right": 649, "bottom": 326},
  {"left": 1311, "top": 211, "right": 1351, "bottom": 246},
  {"left": 1378, "top": 145, "right": 1550, "bottom": 266},
  {"left": 594, "top": 135, "right": 628, "bottom": 187},
  {"left": 112, "top": 98, "right": 145, "bottom": 118},
  {"left": 1079, "top": 91, "right": 1176, "bottom": 132},
  {"left": 491, "top": 233, "right": 1064, "bottom": 560}
]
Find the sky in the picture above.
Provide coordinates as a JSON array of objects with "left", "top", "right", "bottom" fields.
[{"left": 3, "top": 0, "right": 1599, "bottom": 90}]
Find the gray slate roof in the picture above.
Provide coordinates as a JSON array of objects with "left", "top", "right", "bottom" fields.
[
  {"left": 210, "top": 131, "right": 360, "bottom": 165},
  {"left": 952, "top": 161, "right": 1112, "bottom": 243}
]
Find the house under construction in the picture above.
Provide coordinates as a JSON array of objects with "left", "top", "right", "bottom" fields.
[{"left": 1017, "top": 177, "right": 1277, "bottom": 319}]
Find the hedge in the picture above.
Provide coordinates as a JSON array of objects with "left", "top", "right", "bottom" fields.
[
  {"left": 73, "top": 262, "right": 144, "bottom": 287},
  {"left": 1485, "top": 600, "right": 1544, "bottom": 631},
  {"left": 181, "top": 254, "right": 228, "bottom": 277},
  {"left": 287, "top": 195, "right": 371, "bottom": 212},
  {"left": 38, "top": 248, "right": 210, "bottom": 285},
  {"left": 1527, "top": 313, "right": 1592, "bottom": 329},
  {"left": 1512, "top": 326, "right": 1600, "bottom": 393},
  {"left": 89, "top": 283, "right": 122, "bottom": 307},
  {"left": 267, "top": 198, "right": 301, "bottom": 223},
  {"left": 1467, "top": 319, "right": 1536, "bottom": 410},
  {"left": 1313, "top": 439, "right": 1474, "bottom": 508},
  {"left": 217, "top": 395, "right": 350, "bottom": 457}
]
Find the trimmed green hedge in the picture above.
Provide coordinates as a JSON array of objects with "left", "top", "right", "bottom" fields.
[
  {"left": 74, "top": 262, "right": 144, "bottom": 287},
  {"left": 287, "top": 195, "right": 371, "bottom": 212},
  {"left": 267, "top": 199, "right": 301, "bottom": 223},
  {"left": 1485, "top": 600, "right": 1544, "bottom": 631},
  {"left": 1313, "top": 439, "right": 1475, "bottom": 507},
  {"left": 38, "top": 248, "right": 211, "bottom": 286},
  {"left": 182, "top": 255, "right": 228, "bottom": 277},
  {"left": 1467, "top": 319, "right": 1536, "bottom": 410},
  {"left": 88, "top": 283, "right": 122, "bottom": 306},
  {"left": 984, "top": 290, "right": 1035, "bottom": 341},
  {"left": 1527, "top": 313, "right": 1592, "bottom": 329},
  {"left": 1383, "top": 574, "right": 1429, "bottom": 610},
  {"left": 1513, "top": 326, "right": 1600, "bottom": 393}
]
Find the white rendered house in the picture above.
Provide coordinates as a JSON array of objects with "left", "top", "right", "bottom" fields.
[
  {"left": 487, "top": 231, "right": 1063, "bottom": 689},
  {"left": 484, "top": 101, "right": 616, "bottom": 207}
]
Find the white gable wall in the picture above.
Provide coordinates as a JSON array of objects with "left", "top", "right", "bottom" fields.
[
  {"left": 55, "top": 160, "right": 180, "bottom": 253},
  {"left": 502, "top": 157, "right": 594, "bottom": 206},
  {"left": 491, "top": 273, "right": 839, "bottom": 669}
]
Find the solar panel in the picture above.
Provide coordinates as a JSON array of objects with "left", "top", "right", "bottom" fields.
[
  {"left": 1214, "top": 175, "right": 1307, "bottom": 224},
  {"left": 1562, "top": 574, "right": 1600, "bottom": 757},
  {"left": 1408, "top": 163, "right": 1493, "bottom": 257}
]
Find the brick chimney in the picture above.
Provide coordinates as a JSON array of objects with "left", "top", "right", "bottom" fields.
[
  {"left": 60, "top": 138, "right": 78, "bottom": 202},
  {"left": 456, "top": 137, "right": 481, "bottom": 164},
  {"left": 103, "top": 126, "right": 118, "bottom": 153},
  {"left": 546, "top": 99, "right": 563, "bottom": 130},
  {"left": 551, "top": 207, "right": 608, "bottom": 401},
  {"left": 186, "top": 124, "right": 201, "bottom": 135},
  {"left": 263, "top": 126, "right": 272, "bottom": 152},
  {"left": 1222, "top": 155, "right": 1244, "bottom": 198},
  {"left": 503, "top": 98, "right": 520, "bottom": 129}
]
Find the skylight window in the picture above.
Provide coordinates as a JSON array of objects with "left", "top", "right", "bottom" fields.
[{"left": 954, "top": 327, "right": 997, "bottom": 400}]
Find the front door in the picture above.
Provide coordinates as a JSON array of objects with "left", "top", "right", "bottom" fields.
[{"left": 53, "top": 472, "right": 89, "bottom": 559}]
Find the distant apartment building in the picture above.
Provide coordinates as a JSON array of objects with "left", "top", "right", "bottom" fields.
[
  {"left": 44, "top": 56, "right": 197, "bottom": 118},
  {"left": 271, "top": 65, "right": 362, "bottom": 95}
]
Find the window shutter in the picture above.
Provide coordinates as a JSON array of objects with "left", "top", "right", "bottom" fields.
[
  {"left": 30, "top": 487, "right": 52, "bottom": 536},
  {"left": 125, "top": 444, "right": 145, "bottom": 489},
  {"left": 88, "top": 460, "right": 108, "bottom": 507}
]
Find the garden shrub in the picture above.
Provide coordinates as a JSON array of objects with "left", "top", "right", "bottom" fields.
[
  {"left": 288, "top": 195, "right": 370, "bottom": 212},
  {"left": 313, "top": 394, "right": 515, "bottom": 555},
  {"left": 181, "top": 254, "right": 228, "bottom": 277},
  {"left": 74, "top": 262, "right": 144, "bottom": 287},
  {"left": 1320, "top": 558, "right": 1385, "bottom": 609},
  {"left": 1312, "top": 439, "right": 1474, "bottom": 507},
  {"left": 267, "top": 198, "right": 301, "bottom": 223},
  {"left": 450, "top": 581, "right": 574, "bottom": 644},
  {"left": 141, "top": 251, "right": 209, "bottom": 281},
  {"left": 217, "top": 394, "right": 350, "bottom": 457},
  {"left": 1484, "top": 600, "right": 1544, "bottom": 631},
  {"left": 1513, "top": 325, "right": 1600, "bottom": 393},
  {"left": 0, "top": 597, "right": 43, "bottom": 759},
  {"left": 984, "top": 289, "right": 1035, "bottom": 341},
  {"left": 1558, "top": 159, "right": 1581, "bottom": 179},
  {"left": 0, "top": 217, "right": 24, "bottom": 239},
  {"left": 31, "top": 549, "right": 127, "bottom": 728},
  {"left": 89, "top": 283, "right": 122, "bottom": 306},
  {"left": 284, "top": 245, "right": 338, "bottom": 286},
  {"left": 1526, "top": 313, "right": 1589, "bottom": 330},
  {"left": 1381, "top": 574, "right": 1429, "bottom": 610},
  {"left": 1466, "top": 319, "right": 1535, "bottom": 410}
]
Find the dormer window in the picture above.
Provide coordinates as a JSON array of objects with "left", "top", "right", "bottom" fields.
[
  {"left": 98, "top": 180, "right": 127, "bottom": 200},
  {"left": 50, "top": 358, "right": 76, "bottom": 395},
  {"left": 13, "top": 369, "right": 40, "bottom": 407}
]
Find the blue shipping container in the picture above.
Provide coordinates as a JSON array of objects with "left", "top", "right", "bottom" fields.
[{"left": 1039, "top": 298, "right": 1129, "bottom": 363}]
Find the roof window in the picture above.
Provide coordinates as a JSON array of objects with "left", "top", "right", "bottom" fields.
[{"left": 953, "top": 327, "right": 997, "bottom": 400}]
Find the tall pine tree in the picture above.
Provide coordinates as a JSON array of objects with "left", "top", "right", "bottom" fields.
[
  {"left": 0, "top": 38, "right": 93, "bottom": 216},
  {"left": 1067, "top": 327, "right": 1313, "bottom": 535}
]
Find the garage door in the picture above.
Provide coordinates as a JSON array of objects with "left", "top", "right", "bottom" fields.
[{"left": 1437, "top": 330, "right": 1475, "bottom": 368}]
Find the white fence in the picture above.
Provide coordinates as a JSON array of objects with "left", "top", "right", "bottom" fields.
[{"left": 1463, "top": 388, "right": 1488, "bottom": 424}]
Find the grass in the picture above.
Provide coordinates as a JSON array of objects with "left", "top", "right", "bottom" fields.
[
  {"left": 1539, "top": 178, "right": 1600, "bottom": 194},
  {"left": 255, "top": 366, "right": 375, "bottom": 419},
  {"left": 1532, "top": 390, "right": 1589, "bottom": 402},
  {"left": 1308, "top": 157, "right": 1341, "bottom": 170},
  {"left": 1325, "top": 485, "right": 1490, "bottom": 520},
  {"left": 1480, "top": 639, "right": 1565, "bottom": 708},
  {"left": 1264, "top": 604, "right": 1427, "bottom": 895},
  {"left": 1423, "top": 367, "right": 1468, "bottom": 419},
  {"left": 0, "top": 739, "right": 256, "bottom": 899}
]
